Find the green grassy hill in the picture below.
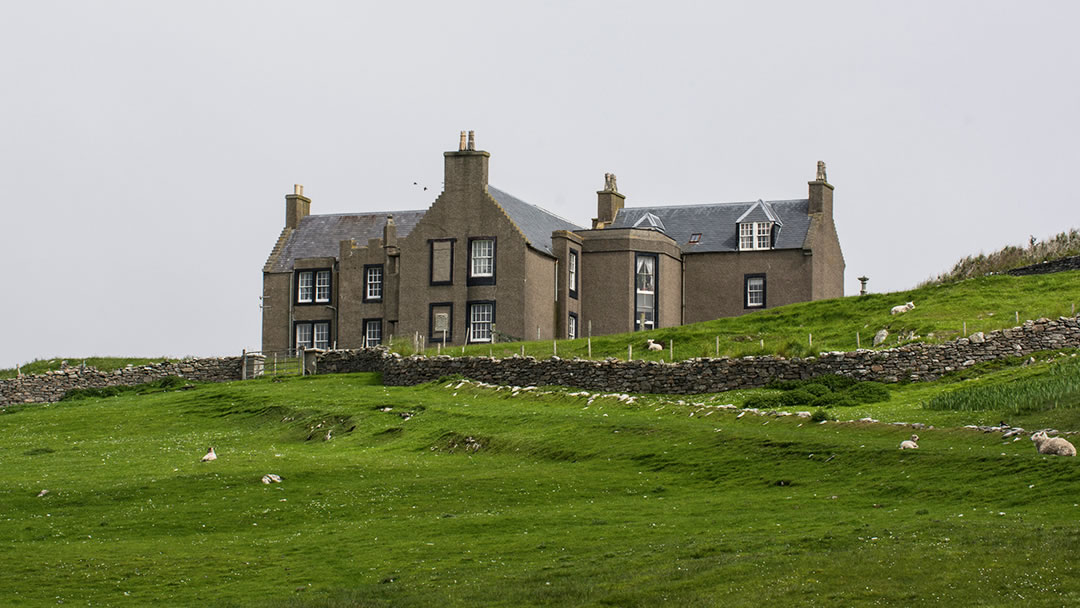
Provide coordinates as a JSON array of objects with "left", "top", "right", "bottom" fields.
[
  {"left": 3, "top": 366, "right": 1080, "bottom": 606},
  {"left": 403, "top": 271, "right": 1080, "bottom": 361}
]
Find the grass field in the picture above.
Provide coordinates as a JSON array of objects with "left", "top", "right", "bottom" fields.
[
  {"left": 395, "top": 272, "right": 1080, "bottom": 361},
  {"left": 4, "top": 364, "right": 1080, "bottom": 607}
]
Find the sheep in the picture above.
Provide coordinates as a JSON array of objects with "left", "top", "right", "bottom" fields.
[
  {"left": 890, "top": 301, "right": 915, "bottom": 315},
  {"left": 200, "top": 447, "right": 217, "bottom": 462},
  {"left": 899, "top": 434, "right": 919, "bottom": 450},
  {"left": 646, "top": 339, "right": 664, "bottom": 352},
  {"left": 1031, "top": 431, "right": 1076, "bottom": 456}
]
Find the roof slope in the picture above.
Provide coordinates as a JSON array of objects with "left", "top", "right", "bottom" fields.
[
  {"left": 265, "top": 210, "right": 426, "bottom": 273},
  {"left": 610, "top": 199, "right": 811, "bottom": 253},
  {"left": 488, "top": 186, "right": 584, "bottom": 255}
]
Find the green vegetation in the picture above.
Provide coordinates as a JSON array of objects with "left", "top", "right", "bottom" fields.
[
  {"left": 61, "top": 376, "right": 193, "bottom": 402},
  {"left": 925, "top": 356, "right": 1080, "bottom": 413},
  {"left": 0, "top": 357, "right": 182, "bottom": 380},
  {"left": 744, "top": 376, "right": 891, "bottom": 410},
  {"left": 4, "top": 364, "right": 1080, "bottom": 606},
  {"left": 922, "top": 228, "right": 1080, "bottom": 286},
  {"left": 384, "top": 271, "right": 1080, "bottom": 362}
]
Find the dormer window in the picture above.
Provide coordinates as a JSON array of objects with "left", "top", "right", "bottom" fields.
[{"left": 739, "top": 222, "right": 773, "bottom": 251}]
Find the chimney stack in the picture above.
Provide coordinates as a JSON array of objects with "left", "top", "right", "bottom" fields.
[
  {"left": 383, "top": 214, "right": 397, "bottom": 247},
  {"left": 285, "top": 184, "right": 311, "bottom": 229},
  {"left": 808, "top": 160, "right": 834, "bottom": 216},
  {"left": 592, "top": 172, "right": 625, "bottom": 229},
  {"left": 443, "top": 130, "right": 489, "bottom": 193}
]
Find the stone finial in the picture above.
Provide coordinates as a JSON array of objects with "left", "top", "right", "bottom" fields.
[
  {"left": 386, "top": 214, "right": 395, "bottom": 225},
  {"left": 459, "top": 131, "right": 467, "bottom": 151},
  {"left": 815, "top": 161, "right": 827, "bottom": 182},
  {"left": 604, "top": 172, "right": 618, "bottom": 193},
  {"left": 467, "top": 130, "right": 475, "bottom": 151},
  {"left": 294, "top": 184, "right": 304, "bottom": 196}
]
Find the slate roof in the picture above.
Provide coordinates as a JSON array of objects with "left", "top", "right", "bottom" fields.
[
  {"left": 488, "top": 186, "right": 584, "bottom": 255},
  {"left": 267, "top": 210, "right": 426, "bottom": 273},
  {"left": 610, "top": 199, "right": 811, "bottom": 253}
]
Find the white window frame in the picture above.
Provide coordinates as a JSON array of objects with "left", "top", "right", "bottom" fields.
[
  {"left": 470, "top": 239, "right": 494, "bottom": 278},
  {"left": 315, "top": 270, "right": 331, "bottom": 303},
  {"left": 746, "top": 276, "right": 765, "bottom": 308},
  {"left": 568, "top": 314, "right": 577, "bottom": 340},
  {"left": 740, "top": 222, "right": 773, "bottom": 251},
  {"left": 314, "top": 322, "right": 330, "bottom": 349},
  {"left": 297, "top": 271, "right": 314, "bottom": 303},
  {"left": 568, "top": 250, "right": 578, "bottom": 296},
  {"left": 365, "top": 266, "right": 383, "bottom": 301},
  {"left": 635, "top": 254, "right": 656, "bottom": 331},
  {"left": 296, "top": 323, "right": 313, "bottom": 349},
  {"left": 468, "top": 302, "right": 494, "bottom": 343},
  {"left": 295, "top": 321, "right": 330, "bottom": 350},
  {"left": 364, "top": 319, "right": 382, "bottom": 347}
]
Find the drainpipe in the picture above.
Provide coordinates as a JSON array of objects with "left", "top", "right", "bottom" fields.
[
  {"left": 680, "top": 255, "right": 685, "bottom": 326},
  {"left": 288, "top": 271, "right": 295, "bottom": 356}
]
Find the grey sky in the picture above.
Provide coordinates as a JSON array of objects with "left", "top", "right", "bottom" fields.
[{"left": 3, "top": 1, "right": 1077, "bottom": 369}]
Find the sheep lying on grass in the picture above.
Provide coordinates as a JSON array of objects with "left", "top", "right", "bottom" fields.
[
  {"left": 1031, "top": 431, "right": 1076, "bottom": 456},
  {"left": 899, "top": 434, "right": 919, "bottom": 450},
  {"left": 890, "top": 301, "right": 915, "bottom": 315},
  {"left": 646, "top": 339, "right": 664, "bottom": 352},
  {"left": 200, "top": 447, "right": 217, "bottom": 462}
]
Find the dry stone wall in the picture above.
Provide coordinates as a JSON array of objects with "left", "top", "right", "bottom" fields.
[
  {"left": 0, "top": 358, "right": 243, "bottom": 406},
  {"left": 1007, "top": 255, "right": 1080, "bottom": 276},
  {"left": 317, "top": 316, "right": 1080, "bottom": 394}
]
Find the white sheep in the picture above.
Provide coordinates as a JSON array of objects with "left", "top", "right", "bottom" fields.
[
  {"left": 200, "top": 447, "right": 217, "bottom": 462},
  {"left": 1031, "top": 431, "right": 1076, "bottom": 456},
  {"left": 891, "top": 301, "right": 915, "bottom": 315},
  {"left": 899, "top": 434, "right": 919, "bottom": 450},
  {"left": 646, "top": 339, "right": 664, "bottom": 352}
]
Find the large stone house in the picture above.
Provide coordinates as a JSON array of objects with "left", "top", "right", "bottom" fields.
[{"left": 261, "top": 134, "right": 844, "bottom": 353}]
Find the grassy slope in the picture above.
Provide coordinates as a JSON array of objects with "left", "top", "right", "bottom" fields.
[
  {"left": 3, "top": 372, "right": 1080, "bottom": 607},
  {"left": 400, "top": 272, "right": 1080, "bottom": 361}
]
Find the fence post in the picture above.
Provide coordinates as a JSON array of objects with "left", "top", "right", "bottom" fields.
[
  {"left": 809, "top": 333, "right": 813, "bottom": 348},
  {"left": 716, "top": 336, "right": 719, "bottom": 357},
  {"left": 241, "top": 349, "right": 247, "bottom": 380},
  {"left": 628, "top": 344, "right": 633, "bottom": 360},
  {"left": 588, "top": 336, "right": 592, "bottom": 358},
  {"left": 553, "top": 339, "right": 557, "bottom": 357},
  {"left": 670, "top": 339, "right": 673, "bottom": 362},
  {"left": 856, "top": 331, "right": 861, "bottom": 349}
]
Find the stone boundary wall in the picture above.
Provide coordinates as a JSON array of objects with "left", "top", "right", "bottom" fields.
[
  {"left": 0, "top": 358, "right": 243, "bottom": 406},
  {"left": 1007, "top": 255, "right": 1080, "bottom": 276},
  {"left": 316, "top": 316, "right": 1080, "bottom": 394}
]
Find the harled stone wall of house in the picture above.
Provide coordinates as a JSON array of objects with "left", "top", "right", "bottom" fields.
[
  {"left": 315, "top": 316, "right": 1080, "bottom": 394},
  {"left": 0, "top": 358, "right": 243, "bottom": 406}
]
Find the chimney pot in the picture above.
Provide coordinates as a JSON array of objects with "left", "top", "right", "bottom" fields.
[
  {"left": 459, "top": 131, "right": 467, "bottom": 151},
  {"left": 467, "top": 130, "right": 475, "bottom": 151}
]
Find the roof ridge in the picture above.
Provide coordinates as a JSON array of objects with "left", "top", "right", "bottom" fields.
[
  {"left": 302, "top": 209, "right": 427, "bottom": 219},
  {"left": 625, "top": 198, "right": 809, "bottom": 210}
]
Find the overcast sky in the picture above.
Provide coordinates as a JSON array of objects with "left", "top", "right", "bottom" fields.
[{"left": 2, "top": 1, "right": 1077, "bottom": 369}]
